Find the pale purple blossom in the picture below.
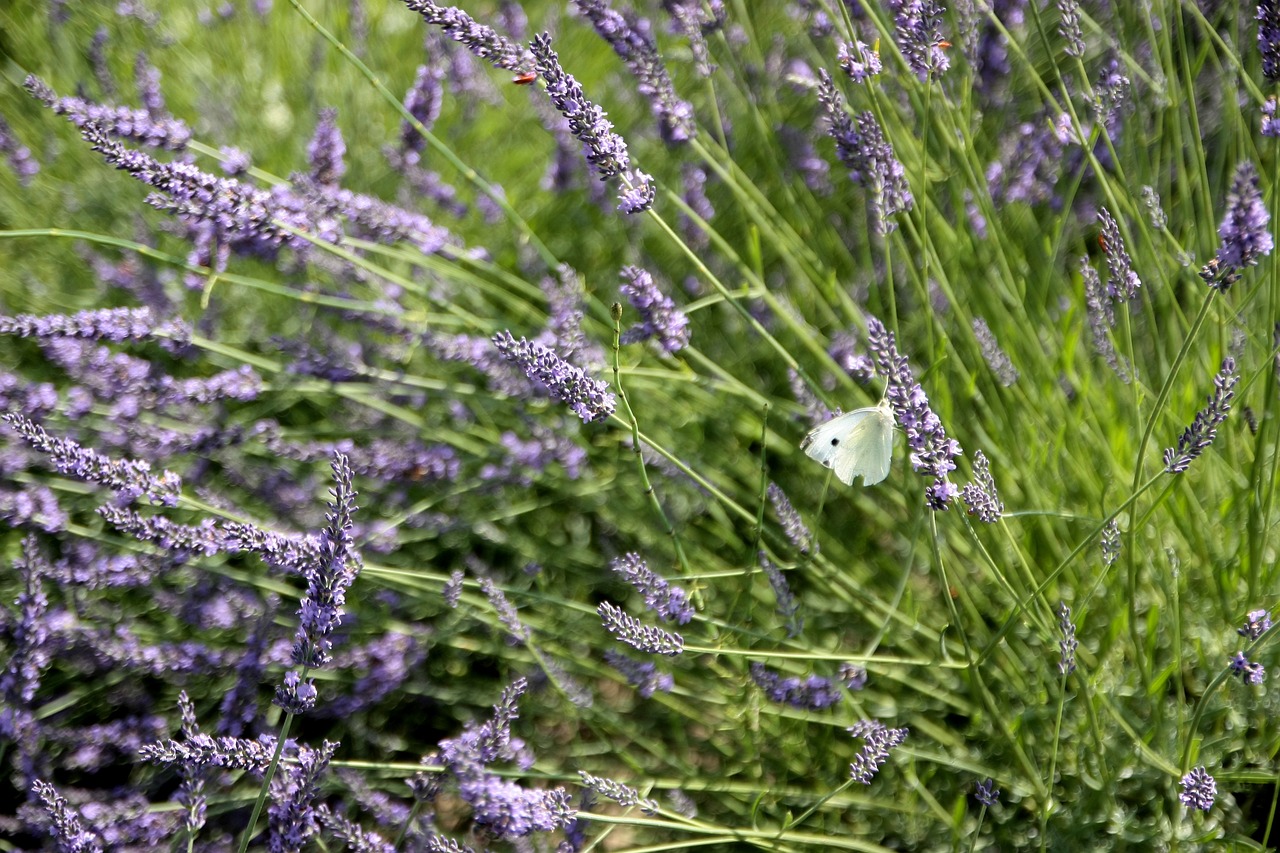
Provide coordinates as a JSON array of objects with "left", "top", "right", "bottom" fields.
[
  {"left": 759, "top": 552, "right": 802, "bottom": 638},
  {"left": 492, "top": 330, "right": 616, "bottom": 423},
  {"left": 1204, "top": 161, "right": 1273, "bottom": 290},
  {"left": 1179, "top": 766, "right": 1216, "bottom": 811},
  {"left": 1163, "top": 358, "right": 1238, "bottom": 473},
  {"left": 26, "top": 75, "right": 190, "bottom": 150},
  {"left": 619, "top": 265, "right": 690, "bottom": 354},
  {"left": 838, "top": 39, "right": 882, "bottom": 81},
  {"left": 307, "top": 107, "right": 346, "bottom": 187},
  {"left": 848, "top": 719, "right": 909, "bottom": 783},
  {"left": 401, "top": 0, "right": 533, "bottom": 71},
  {"left": 889, "top": 0, "right": 950, "bottom": 81},
  {"left": 598, "top": 601, "right": 684, "bottom": 655},
  {"left": 961, "top": 450, "right": 1003, "bottom": 523},
  {"left": 767, "top": 483, "right": 812, "bottom": 555},
  {"left": 609, "top": 553, "right": 693, "bottom": 623},
  {"left": 32, "top": 780, "right": 103, "bottom": 853},
  {"left": 1229, "top": 651, "right": 1265, "bottom": 685},
  {"left": 578, "top": 771, "right": 658, "bottom": 814},
  {"left": 1239, "top": 609, "right": 1273, "bottom": 641},
  {"left": 1260, "top": 1, "right": 1280, "bottom": 80},
  {"left": 1098, "top": 208, "right": 1141, "bottom": 302},
  {"left": 749, "top": 663, "right": 841, "bottom": 710},
  {"left": 603, "top": 649, "right": 674, "bottom": 697}
]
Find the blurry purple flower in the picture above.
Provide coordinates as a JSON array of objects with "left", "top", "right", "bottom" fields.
[
  {"left": 0, "top": 113, "right": 39, "bottom": 184},
  {"left": 5, "top": 414, "right": 181, "bottom": 505},
  {"left": 1264, "top": 97, "right": 1280, "bottom": 137},
  {"left": 986, "top": 112, "right": 1070, "bottom": 207},
  {"left": 662, "top": 0, "right": 721, "bottom": 76},
  {"left": 866, "top": 317, "right": 962, "bottom": 509},
  {"left": 1094, "top": 58, "right": 1130, "bottom": 137},
  {"left": 0, "top": 306, "right": 184, "bottom": 342},
  {"left": 492, "top": 330, "right": 616, "bottom": 422},
  {"left": 1179, "top": 766, "right": 1216, "bottom": 811},
  {"left": 828, "top": 331, "right": 875, "bottom": 383},
  {"left": 778, "top": 124, "right": 831, "bottom": 195},
  {"left": 0, "top": 537, "right": 50, "bottom": 717},
  {"left": 314, "top": 806, "right": 395, "bottom": 853},
  {"left": 609, "top": 552, "right": 693, "bottom": 624},
  {"left": 32, "top": 780, "right": 103, "bottom": 853},
  {"left": 457, "top": 770, "right": 575, "bottom": 839},
  {"left": 444, "top": 569, "right": 465, "bottom": 608},
  {"left": 89, "top": 26, "right": 115, "bottom": 98},
  {"left": 618, "top": 168, "right": 657, "bottom": 213},
  {"left": 680, "top": 162, "right": 714, "bottom": 248},
  {"left": 598, "top": 601, "right": 684, "bottom": 655},
  {"left": 974, "top": 777, "right": 1000, "bottom": 806},
  {"left": 291, "top": 452, "right": 361, "bottom": 668},
  {"left": 1058, "top": 0, "right": 1084, "bottom": 57},
  {"left": 619, "top": 265, "right": 690, "bottom": 354},
  {"left": 536, "top": 264, "right": 601, "bottom": 369},
  {"left": 972, "top": 317, "right": 1018, "bottom": 386},
  {"left": 1203, "top": 161, "right": 1273, "bottom": 290},
  {"left": 1229, "top": 651, "right": 1266, "bottom": 685},
  {"left": 790, "top": 368, "right": 832, "bottom": 427},
  {"left": 816, "top": 71, "right": 912, "bottom": 233},
  {"left": 1260, "top": 1, "right": 1280, "bottom": 80},
  {"left": 1140, "top": 185, "right": 1168, "bottom": 229},
  {"left": 401, "top": 0, "right": 533, "bottom": 71},
  {"left": 848, "top": 719, "right": 908, "bottom": 783},
  {"left": 578, "top": 771, "right": 659, "bottom": 814},
  {"left": 268, "top": 740, "right": 337, "bottom": 853},
  {"left": 1163, "top": 357, "right": 1238, "bottom": 473},
  {"left": 889, "top": 0, "right": 950, "bottom": 81},
  {"left": 1081, "top": 257, "right": 1129, "bottom": 382},
  {"left": 838, "top": 39, "right": 882, "bottom": 81},
  {"left": 402, "top": 63, "right": 444, "bottom": 151},
  {"left": 961, "top": 450, "right": 1003, "bottom": 523},
  {"left": 0, "top": 483, "right": 68, "bottom": 532},
  {"left": 603, "top": 649, "right": 673, "bottom": 697},
  {"left": 220, "top": 145, "right": 252, "bottom": 175},
  {"left": 1056, "top": 602, "right": 1078, "bottom": 675},
  {"left": 26, "top": 75, "right": 190, "bottom": 150},
  {"left": 479, "top": 577, "right": 531, "bottom": 643},
  {"left": 134, "top": 52, "right": 166, "bottom": 120},
  {"left": 838, "top": 662, "right": 867, "bottom": 690},
  {"left": 574, "top": 0, "right": 696, "bottom": 144},
  {"left": 307, "top": 107, "right": 346, "bottom": 187},
  {"left": 1239, "top": 608, "right": 1273, "bottom": 641},
  {"left": 1098, "top": 209, "right": 1141, "bottom": 302},
  {"left": 439, "top": 678, "right": 528, "bottom": 769},
  {"left": 767, "top": 483, "right": 812, "bottom": 555},
  {"left": 759, "top": 551, "right": 802, "bottom": 638},
  {"left": 749, "top": 662, "right": 841, "bottom": 709}
]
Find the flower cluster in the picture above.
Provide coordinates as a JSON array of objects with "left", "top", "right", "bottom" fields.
[
  {"left": 972, "top": 317, "right": 1018, "bottom": 387},
  {"left": 1162, "top": 357, "right": 1238, "bottom": 474},
  {"left": 598, "top": 602, "right": 684, "bottom": 656},
  {"left": 1056, "top": 602, "right": 1078, "bottom": 675},
  {"left": 609, "top": 553, "right": 694, "bottom": 623},
  {"left": 0, "top": 112, "right": 39, "bottom": 184},
  {"left": 1239, "top": 609, "right": 1273, "bottom": 641},
  {"left": 759, "top": 552, "right": 802, "bottom": 638},
  {"left": 749, "top": 663, "right": 842, "bottom": 710},
  {"left": 0, "top": 307, "right": 181, "bottom": 343},
  {"left": 961, "top": 450, "right": 1003, "bottom": 523},
  {"left": 1081, "top": 257, "right": 1130, "bottom": 382},
  {"left": 767, "top": 483, "right": 813, "bottom": 555},
  {"left": 1097, "top": 208, "right": 1141, "bottom": 302},
  {"left": 401, "top": 0, "right": 532, "bottom": 71},
  {"left": 1101, "top": 519, "right": 1122, "bottom": 567},
  {"left": 866, "top": 316, "right": 962, "bottom": 508},
  {"left": 1058, "top": 0, "right": 1084, "bottom": 57},
  {"left": 578, "top": 771, "right": 659, "bottom": 814},
  {"left": 26, "top": 75, "right": 191, "bottom": 150},
  {"left": 848, "top": 719, "right": 909, "bottom": 784},
  {"left": 1202, "top": 161, "right": 1273, "bottom": 291},
  {"left": 491, "top": 330, "right": 617, "bottom": 423},
  {"left": 838, "top": 40, "right": 882, "bottom": 82},
  {"left": 1260, "top": 1, "right": 1280, "bottom": 81},
  {"left": 974, "top": 778, "right": 1000, "bottom": 807},
  {"left": 619, "top": 265, "right": 691, "bottom": 354},
  {"left": 1179, "top": 766, "right": 1216, "bottom": 811},
  {"left": 889, "top": 0, "right": 950, "bottom": 81},
  {"left": 603, "top": 649, "right": 674, "bottom": 697}
]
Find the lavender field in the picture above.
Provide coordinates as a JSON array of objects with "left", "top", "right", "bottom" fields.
[{"left": 0, "top": 0, "right": 1277, "bottom": 849}]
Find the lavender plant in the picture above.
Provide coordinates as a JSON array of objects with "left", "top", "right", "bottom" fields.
[{"left": 2, "top": 0, "right": 1279, "bottom": 849}]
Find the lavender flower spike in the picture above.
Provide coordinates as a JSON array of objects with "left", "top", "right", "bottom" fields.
[
  {"left": 1260, "top": 1, "right": 1280, "bottom": 81},
  {"left": 0, "top": 307, "right": 184, "bottom": 343},
  {"left": 578, "top": 771, "right": 659, "bottom": 814},
  {"left": 492, "top": 330, "right": 616, "bottom": 423},
  {"left": 866, "top": 317, "right": 962, "bottom": 509},
  {"left": 291, "top": 452, "right": 361, "bottom": 668},
  {"left": 619, "top": 265, "right": 690, "bottom": 354},
  {"left": 889, "top": 0, "right": 950, "bottom": 81},
  {"left": 598, "top": 601, "right": 684, "bottom": 655},
  {"left": 1203, "top": 161, "right": 1273, "bottom": 291},
  {"left": 25, "top": 74, "right": 191, "bottom": 151},
  {"left": 4, "top": 413, "right": 181, "bottom": 505},
  {"left": 609, "top": 552, "right": 694, "bottom": 624},
  {"left": 1097, "top": 208, "right": 1141, "bottom": 302},
  {"left": 847, "top": 719, "right": 909, "bottom": 783},
  {"left": 1179, "top": 766, "right": 1216, "bottom": 811},
  {"left": 1162, "top": 357, "right": 1238, "bottom": 474},
  {"left": 401, "top": 0, "right": 533, "bottom": 71},
  {"left": 32, "top": 780, "right": 102, "bottom": 853},
  {"left": 750, "top": 662, "right": 841, "bottom": 709}
]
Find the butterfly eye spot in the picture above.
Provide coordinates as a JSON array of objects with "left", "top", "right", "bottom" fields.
[{"left": 829, "top": 438, "right": 840, "bottom": 446}]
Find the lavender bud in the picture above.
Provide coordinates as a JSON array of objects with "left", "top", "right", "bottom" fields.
[
  {"left": 1162, "top": 358, "right": 1238, "bottom": 474},
  {"left": 603, "top": 649, "right": 673, "bottom": 697},
  {"left": 31, "top": 780, "right": 103, "bottom": 853},
  {"left": 1056, "top": 602, "right": 1078, "bottom": 675},
  {"left": 1228, "top": 651, "right": 1266, "bottom": 685},
  {"left": 307, "top": 107, "right": 346, "bottom": 187},
  {"left": 274, "top": 669, "right": 319, "bottom": 714},
  {"left": 25, "top": 74, "right": 190, "bottom": 150},
  {"left": 401, "top": 0, "right": 533, "bottom": 71},
  {"left": 837, "top": 39, "right": 882, "bottom": 82},
  {"left": 1179, "top": 766, "right": 1216, "bottom": 811},
  {"left": 1263, "top": 97, "right": 1280, "bottom": 138},
  {"left": 1204, "top": 161, "right": 1273, "bottom": 291},
  {"left": 1098, "top": 208, "right": 1141, "bottom": 302},
  {"left": 1057, "top": 0, "right": 1084, "bottom": 57},
  {"left": 1260, "top": 1, "right": 1280, "bottom": 80},
  {"left": 609, "top": 553, "right": 693, "bottom": 624},
  {"left": 444, "top": 569, "right": 465, "bottom": 608},
  {"left": 974, "top": 777, "right": 1000, "bottom": 807},
  {"left": 960, "top": 450, "right": 1003, "bottom": 523},
  {"left": 597, "top": 601, "right": 684, "bottom": 656},
  {"left": 766, "top": 483, "right": 813, "bottom": 555},
  {"left": 0, "top": 307, "right": 180, "bottom": 342},
  {"left": 1081, "top": 257, "right": 1130, "bottom": 382},
  {"left": 847, "top": 719, "right": 909, "bottom": 783},
  {"left": 479, "top": 577, "right": 531, "bottom": 643},
  {"left": 972, "top": 317, "right": 1018, "bottom": 386},
  {"left": 492, "top": 330, "right": 616, "bottom": 423},
  {"left": 0, "top": 113, "right": 39, "bottom": 185},
  {"left": 838, "top": 662, "right": 868, "bottom": 690},
  {"left": 267, "top": 740, "right": 337, "bottom": 852},
  {"left": 749, "top": 662, "right": 841, "bottom": 710},
  {"left": 889, "top": 0, "right": 949, "bottom": 81},
  {"left": 134, "top": 52, "right": 166, "bottom": 120},
  {"left": 1100, "top": 519, "right": 1121, "bottom": 567},
  {"left": 531, "top": 33, "right": 632, "bottom": 181},
  {"left": 1239, "top": 609, "right": 1273, "bottom": 641},
  {"left": 578, "top": 771, "right": 659, "bottom": 814}
]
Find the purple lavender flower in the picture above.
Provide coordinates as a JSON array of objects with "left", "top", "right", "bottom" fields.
[
  {"left": 847, "top": 719, "right": 909, "bottom": 783},
  {"left": 974, "top": 778, "right": 1000, "bottom": 807},
  {"left": 680, "top": 162, "right": 715, "bottom": 248},
  {"left": 401, "top": 0, "right": 533, "bottom": 71},
  {"left": 492, "top": 330, "right": 617, "bottom": 423},
  {"left": 290, "top": 453, "right": 361, "bottom": 668},
  {"left": 314, "top": 806, "right": 395, "bottom": 853},
  {"left": 598, "top": 601, "right": 684, "bottom": 656},
  {"left": 444, "top": 569, "right": 465, "bottom": 608},
  {"left": 89, "top": 26, "right": 115, "bottom": 97},
  {"left": 617, "top": 168, "right": 657, "bottom": 213},
  {"left": 26, "top": 75, "right": 190, "bottom": 150},
  {"left": 1163, "top": 357, "right": 1238, "bottom": 473},
  {"left": 479, "top": 576, "right": 531, "bottom": 643},
  {"left": 1239, "top": 609, "right": 1273, "bottom": 641},
  {"left": 1081, "top": 257, "right": 1130, "bottom": 382},
  {"left": 574, "top": 0, "right": 696, "bottom": 145},
  {"left": 986, "top": 111, "right": 1071, "bottom": 208},
  {"left": 1229, "top": 651, "right": 1266, "bottom": 685},
  {"left": 619, "top": 266, "right": 690, "bottom": 354},
  {"left": 531, "top": 33, "right": 655, "bottom": 213},
  {"left": 1058, "top": 0, "right": 1084, "bottom": 57},
  {"left": 838, "top": 39, "right": 882, "bottom": 81},
  {"left": 1101, "top": 519, "right": 1121, "bottom": 567},
  {"left": 1203, "top": 161, "right": 1273, "bottom": 290},
  {"left": 609, "top": 553, "right": 693, "bottom": 624},
  {"left": 767, "top": 483, "right": 812, "bottom": 555},
  {"left": 402, "top": 63, "right": 445, "bottom": 151},
  {"left": 1140, "top": 185, "right": 1168, "bottom": 230},
  {"left": 972, "top": 317, "right": 1018, "bottom": 386},
  {"left": 307, "top": 107, "right": 347, "bottom": 187},
  {"left": 1098, "top": 208, "right": 1141, "bottom": 302},
  {"left": 749, "top": 662, "right": 842, "bottom": 710},
  {"left": 578, "top": 771, "right": 659, "bottom": 814},
  {"left": 603, "top": 649, "right": 674, "bottom": 697},
  {"left": 140, "top": 732, "right": 277, "bottom": 771},
  {"left": 1056, "top": 602, "right": 1078, "bottom": 675},
  {"left": 759, "top": 552, "right": 802, "bottom": 638},
  {"left": 958, "top": 451, "right": 1001, "bottom": 524},
  {"left": 662, "top": 0, "right": 722, "bottom": 77},
  {"left": 4, "top": 414, "right": 181, "bottom": 505},
  {"left": 456, "top": 771, "right": 575, "bottom": 839},
  {"left": 173, "top": 692, "right": 209, "bottom": 832},
  {"left": 889, "top": 0, "right": 950, "bottom": 81},
  {"left": 828, "top": 331, "right": 875, "bottom": 382},
  {"left": 0, "top": 307, "right": 182, "bottom": 342},
  {"left": 816, "top": 71, "right": 912, "bottom": 234},
  {"left": 267, "top": 740, "right": 337, "bottom": 852},
  {"left": 134, "top": 52, "right": 166, "bottom": 120},
  {"left": 274, "top": 669, "right": 319, "bottom": 714},
  {"left": 1179, "top": 766, "right": 1216, "bottom": 811},
  {"left": 1264, "top": 97, "right": 1280, "bottom": 138},
  {"left": 1260, "top": 1, "right": 1280, "bottom": 80},
  {"left": 838, "top": 662, "right": 868, "bottom": 690},
  {"left": 0, "top": 113, "right": 39, "bottom": 184},
  {"left": 32, "top": 780, "right": 103, "bottom": 852},
  {"left": 866, "top": 316, "right": 962, "bottom": 509}
]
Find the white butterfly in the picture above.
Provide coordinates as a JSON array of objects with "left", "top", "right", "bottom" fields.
[{"left": 800, "top": 400, "right": 896, "bottom": 486}]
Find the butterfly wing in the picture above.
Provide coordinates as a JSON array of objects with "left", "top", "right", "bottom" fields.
[{"left": 801, "top": 403, "right": 895, "bottom": 486}]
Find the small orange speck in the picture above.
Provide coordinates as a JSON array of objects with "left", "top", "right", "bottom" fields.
[{"left": 512, "top": 71, "right": 537, "bottom": 85}]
